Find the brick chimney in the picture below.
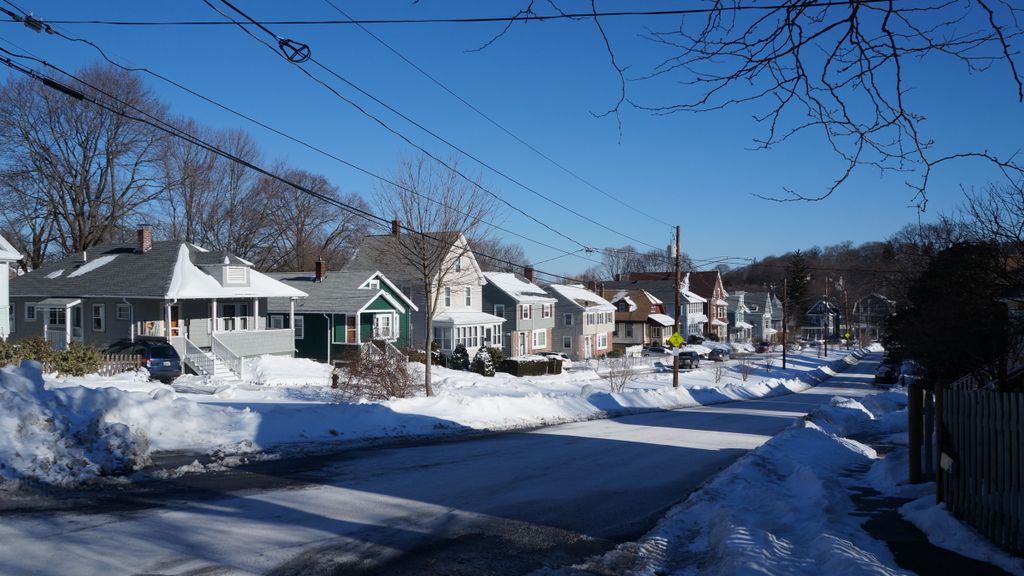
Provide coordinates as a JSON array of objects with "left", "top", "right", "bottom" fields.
[
  {"left": 315, "top": 257, "right": 327, "bottom": 282},
  {"left": 523, "top": 265, "right": 535, "bottom": 284},
  {"left": 137, "top": 226, "right": 152, "bottom": 254},
  {"left": 391, "top": 219, "right": 401, "bottom": 236}
]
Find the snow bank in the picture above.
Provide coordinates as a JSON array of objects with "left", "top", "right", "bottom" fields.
[
  {"left": 248, "top": 355, "right": 334, "bottom": 387},
  {"left": 0, "top": 361, "right": 259, "bottom": 486}
]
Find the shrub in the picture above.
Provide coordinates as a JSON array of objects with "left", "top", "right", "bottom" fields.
[
  {"left": 449, "top": 344, "right": 470, "bottom": 371},
  {"left": 606, "top": 349, "right": 624, "bottom": 358},
  {"left": 338, "top": 347, "right": 422, "bottom": 401},
  {"left": 54, "top": 342, "right": 103, "bottom": 376},
  {"left": 0, "top": 339, "right": 19, "bottom": 367},
  {"left": 405, "top": 347, "right": 428, "bottom": 365},
  {"left": 607, "top": 356, "right": 636, "bottom": 392},
  {"left": 18, "top": 336, "right": 58, "bottom": 367},
  {"left": 501, "top": 356, "right": 561, "bottom": 377},
  {"left": 486, "top": 346, "right": 506, "bottom": 366},
  {"left": 471, "top": 347, "right": 496, "bottom": 377}
]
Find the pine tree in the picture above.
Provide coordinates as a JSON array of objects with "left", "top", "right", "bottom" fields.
[{"left": 471, "top": 347, "right": 495, "bottom": 377}]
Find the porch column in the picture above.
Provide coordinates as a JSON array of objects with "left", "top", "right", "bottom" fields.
[
  {"left": 43, "top": 307, "right": 49, "bottom": 343},
  {"left": 165, "top": 302, "right": 172, "bottom": 339},
  {"left": 252, "top": 297, "right": 259, "bottom": 331},
  {"left": 289, "top": 298, "right": 295, "bottom": 333},
  {"left": 211, "top": 299, "right": 218, "bottom": 333},
  {"left": 64, "top": 304, "right": 71, "bottom": 347}
]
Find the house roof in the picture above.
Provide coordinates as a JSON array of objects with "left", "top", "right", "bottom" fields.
[
  {"left": 687, "top": 271, "right": 725, "bottom": 299},
  {"left": 432, "top": 310, "right": 506, "bottom": 326},
  {"left": 10, "top": 241, "right": 306, "bottom": 300},
  {"left": 648, "top": 313, "right": 675, "bottom": 326},
  {"left": 344, "top": 231, "right": 477, "bottom": 282},
  {"left": 266, "top": 269, "right": 416, "bottom": 314},
  {"left": 483, "top": 272, "right": 556, "bottom": 303},
  {"left": 0, "top": 234, "right": 21, "bottom": 262},
  {"left": 549, "top": 284, "right": 615, "bottom": 311},
  {"left": 609, "top": 288, "right": 664, "bottom": 322}
]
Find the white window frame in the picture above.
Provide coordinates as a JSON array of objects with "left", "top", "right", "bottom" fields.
[
  {"left": 25, "top": 302, "right": 36, "bottom": 321},
  {"left": 532, "top": 329, "right": 547, "bottom": 348},
  {"left": 293, "top": 316, "right": 304, "bottom": 339},
  {"left": 563, "top": 335, "right": 572, "bottom": 349},
  {"left": 464, "top": 286, "right": 472, "bottom": 307},
  {"left": 521, "top": 304, "right": 531, "bottom": 320},
  {"left": 598, "top": 333, "right": 608, "bottom": 349},
  {"left": 8, "top": 306, "right": 14, "bottom": 334},
  {"left": 49, "top": 308, "right": 66, "bottom": 326},
  {"left": 454, "top": 257, "right": 462, "bottom": 272},
  {"left": 92, "top": 303, "right": 105, "bottom": 332},
  {"left": 444, "top": 286, "right": 451, "bottom": 307},
  {"left": 542, "top": 304, "right": 552, "bottom": 318},
  {"left": 270, "top": 315, "right": 284, "bottom": 329},
  {"left": 494, "top": 303, "right": 505, "bottom": 318},
  {"left": 564, "top": 313, "right": 573, "bottom": 326},
  {"left": 373, "top": 312, "right": 398, "bottom": 340},
  {"left": 116, "top": 303, "right": 131, "bottom": 321},
  {"left": 367, "top": 279, "right": 380, "bottom": 290}
]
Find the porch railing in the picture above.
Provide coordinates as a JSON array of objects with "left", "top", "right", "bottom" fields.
[
  {"left": 180, "top": 336, "right": 215, "bottom": 378},
  {"left": 212, "top": 333, "right": 244, "bottom": 380}
]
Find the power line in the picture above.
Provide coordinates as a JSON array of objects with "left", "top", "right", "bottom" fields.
[
  {"left": 0, "top": 2, "right": 892, "bottom": 27},
  {"left": 206, "top": 0, "right": 672, "bottom": 254},
  {"left": 319, "top": 0, "right": 674, "bottom": 229},
  {"left": 0, "top": 49, "right": 601, "bottom": 284}
]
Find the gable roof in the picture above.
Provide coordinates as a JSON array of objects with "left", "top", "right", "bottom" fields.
[
  {"left": 483, "top": 272, "right": 555, "bottom": 303},
  {"left": 687, "top": 271, "right": 726, "bottom": 299},
  {"left": 266, "top": 270, "right": 416, "bottom": 314},
  {"left": 609, "top": 288, "right": 665, "bottom": 322},
  {"left": 0, "top": 234, "right": 21, "bottom": 262},
  {"left": 10, "top": 241, "right": 306, "bottom": 300},
  {"left": 548, "top": 284, "right": 615, "bottom": 311},
  {"left": 344, "top": 231, "right": 479, "bottom": 282}
]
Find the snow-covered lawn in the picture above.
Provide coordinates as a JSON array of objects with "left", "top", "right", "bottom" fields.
[{"left": 0, "top": 347, "right": 867, "bottom": 487}]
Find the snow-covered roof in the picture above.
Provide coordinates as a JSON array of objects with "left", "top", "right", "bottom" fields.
[
  {"left": 165, "top": 245, "right": 306, "bottom": 299},
  {"left": 681, "top": 289, "right": 707, "bottom": 304},
  {"left": 713, "top": 298, "right": 729, "bottom": 306},
  {"left": 548, "top": 284, "right": 615, "bottom": 311},
  {"left": 711, "top": 319, "right": 728, "bottom": 326},
  {"left": 483, "top": 272, "right": 555, "bottom": 303},
  {"left": 0, "top": 234, "right": 21, "bottom": 262},
  {"left": 734, "top": 321, "right": 753, "bottom": 329},
  {"left": 610, "top": 290, "right": 638, "bottom": 311},
  {"left": 642, "top": 290, "right": 663, "bottom": 305},
  {"left": 433, "top": 310, "right": 507, "bottom": 325},
  {"left": 648, "top": 313, "right": 675, "bottom": 327}
]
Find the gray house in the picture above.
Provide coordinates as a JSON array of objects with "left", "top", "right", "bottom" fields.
[
  {"left": 743, "top": 291, "right": 777, "bottom": 343},
  {"left": 548, "top": 284, "right": 616, "bottom": 361},
  {"left": 482, "top": 270, "right": 557, "bottom": 357},
  {"left": 7, "top": 228, "right": 306, "bottom": 379}
]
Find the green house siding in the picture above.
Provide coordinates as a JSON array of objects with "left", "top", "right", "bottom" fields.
[{"left": 285, "top": 304, "right": 411, "bottom": 363}]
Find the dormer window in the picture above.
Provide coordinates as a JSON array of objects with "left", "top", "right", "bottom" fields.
[
  {"left": 367, "top": 279, "right": 380, "bottom": 290},
  {"left": 224, "top": 266, "right": 248, "bottom": 285}
]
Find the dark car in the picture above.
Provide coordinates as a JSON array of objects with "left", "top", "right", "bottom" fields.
[
  {"left": 678, "top": 350, "right": 701, "bottom": 369},
  {"left": 106, "top": 339, "right": 182, "bottom": 383},
  {"left": 755, "top": 342, "right": 771, "bottom": 353},
  {"left": 708, "top": 348, "right": 730, "bottom": 362},
  {"left": 874, "top": 363, "right": 900, "bottom": 385}
]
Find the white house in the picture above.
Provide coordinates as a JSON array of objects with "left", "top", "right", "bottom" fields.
[{"left": 0, "top": 235, "right": 21, "bottom": 341}]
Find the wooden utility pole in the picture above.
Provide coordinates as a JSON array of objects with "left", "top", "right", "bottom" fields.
[
  {"left": 673, "top": 225, "right": 680, "bottom": 388},
  {"left": 823, "top": 280, "right": 829, "bottom": 356},
  {"left": 782, "top": 278, "right": 787, "bottom": 369}
]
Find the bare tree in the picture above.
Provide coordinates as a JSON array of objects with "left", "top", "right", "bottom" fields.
[
  {"left": 0, "top": 63, "right": 169, "bottom": 258},
  {"left": 961, "top": 182, "right": 1024, "bottom": 285},
  {"left": 374, "top": 154, "right": 498, "bottom": 396},
  {"left": 470, "top": 235, "right": 528, "bottom": 272},
  {"left": 479, "top": 1, "right": 1024, "bottom": 204}
]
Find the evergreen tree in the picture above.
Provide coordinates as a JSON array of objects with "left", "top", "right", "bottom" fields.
[{"left": 471, "top": 347, "right": 496, "bottom": 377}]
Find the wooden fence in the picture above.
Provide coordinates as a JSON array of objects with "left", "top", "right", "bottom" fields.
[
  {"left": 98, "top": 354, "right": 142, "bottom": 376},
  {"left": 939, "top": 387, "right": 1024, "bottom": 556}
]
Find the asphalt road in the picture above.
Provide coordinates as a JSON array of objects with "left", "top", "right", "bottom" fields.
[{"left": 0, "top": 352, "right": 883, "bottom": 576}]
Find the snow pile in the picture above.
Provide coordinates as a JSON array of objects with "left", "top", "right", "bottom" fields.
[
  {"left": 0, "top": 361, "right": 261, "bottom": 486},
  {"left": 0, "top": 361, "right": 148, "bottom": 486},
  {"left": 901, "top": 498, "right": 1024, "bottom": 575},
  {"left": 247, "top": 355, "right": 334, "bottom": 387}
]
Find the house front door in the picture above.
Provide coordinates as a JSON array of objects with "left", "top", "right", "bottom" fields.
[
  {"left": 346, "top": 316, "right": 357, "bottom": 343},
  {"left": 518, "top": 332, "right": 526, "bottom": 356},
  {"left": 71, "top": 305, "right": 83, "bottom": 342},
  {"left": 169, "top": 304, "right": 181, "bottom": 337},
  {"left": 584, "top": 335, "right": 592, "bottom": 359}
]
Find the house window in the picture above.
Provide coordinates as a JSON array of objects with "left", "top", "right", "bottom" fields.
[
  {"left": 626, "top": 323, "right": 633, "bottom": 337},
  {"left": 49, "top": 308, "right": 66, "bottom": 326},
  {"left": 433, "top": 326, "right": 452, "bottom": 351},
  {"left": 494, "top": 304, "right": 505, "bottom": 318},
  {"left": 520, "top": 305, "right": 531, "bottom": 320},
  {"left": 92, "top": 303, "right": 105, "bottom": 332},
  {"left": 464, "top": 287, "right": 472, "bottom": 307},
  {"left": 293, "top": 316, "right": 304, "bottom": 339},
  {"left": 116, "top": 303, "right": 131, "bottom": 321},
  {"left": 586, "top": 313, "right": 594, "bottom": 325},
  {"left": 367, "top": 279, "right": 380, "bottom": 290},
  {"left": 25, "top": 302, "right": 36, "bottom": 321},
  {"left": 563, "top": 335, "right": 572, "bottom": 349},
  {"left": 564, "top": 313, "right": 573, "bottom": 326},
  {"left": 270, "top": 315, "right": 284, "bottom": 329},
  {"left": 454, "top": 257, "right": 462, "bottom": 272},
  {"left": 373, "top": 313, "right": 396, "bottom": 340},
  {"left": 444, "top": 286, "right": 451, "bottom": 307},
  {"left": 532, "top": 329, "right": 547, "bottom": 348},
  {"left": 598, "top": 333, "right": 608, "bottom": 349},
  {"left": 542, "top": 304, "right": 551, "bottom": 318}
]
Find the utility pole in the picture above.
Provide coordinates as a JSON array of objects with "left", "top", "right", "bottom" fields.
[
  {"left": 823, "top": 280, "right": 829, "bottom": 356},
  {"left": 673, "top": 225, "right": 680, "bottom": 388},
  {"left": 782, "top": 278, "right": 787, "bottom": 370}
]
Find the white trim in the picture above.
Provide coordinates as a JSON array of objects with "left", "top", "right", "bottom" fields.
[
  {"left": 25, "top": 301, "right": 36, "bottom": 321},
  {"left": 293, "top": 315, "right": 305, "bottom": 339},
  {"left": 91, "top": 303, "right": 105, "bottom": 332},
  {"left": 359, "top": 271, "right": 418, "bottom": 311}
]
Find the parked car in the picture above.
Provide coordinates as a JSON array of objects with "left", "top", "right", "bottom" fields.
[
  {"left": 755, "top": 341, "right": 771, "bottom": 353},
  {"left": 679, "top": 350, "right": 701, "bottom": 369},
  {"left": 105, "top": 339, "right": 182, "bottom": 383},
  {"left": 708, "top": 348, "right": 730, "bottom": 362},
  {"left": 874, "top": 362, "right": 900, "bottom": 385},
  {"left": 641, "top": 346, "right": 670, "bottom": 357},
  {"left": 538, "top": 351, "right": 573, "bottom": 370},
  {"left": 686, "top": 334, "right": 706, "bottom": 345}
]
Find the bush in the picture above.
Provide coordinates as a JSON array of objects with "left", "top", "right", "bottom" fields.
[
  {"left": 338, "top": 347, "right": 422, "bottom": 401},
  {"left": 18, "top": 336, "right": 58, "bottom": 367},
  {"left": 501, "top": 356, "right": 562, "bottom": 377},
  {"left": 54, "top": 342, "right": 103, "bottom": 376},
  {"left": 606, "top": 348, "right": 624, "bottom": 358},
  {"left": 471, "top": 347, "right": 496, "bottom": 377},
  {"left": 449, "top": 343, "right": 470, "bottom": 371},
  {"left": 405, "top": 347, "right": 428, "bottom": 365},
  {"left": 0, "top": 339, "right": 18, "bottom": 367},
  {"left": 486, "top": 346, "right": 506, "bottom": 366}
]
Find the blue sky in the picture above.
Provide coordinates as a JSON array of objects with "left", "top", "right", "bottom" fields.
[{"left": 0, "top": 1, "right": 1020, "bottom": 277}]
